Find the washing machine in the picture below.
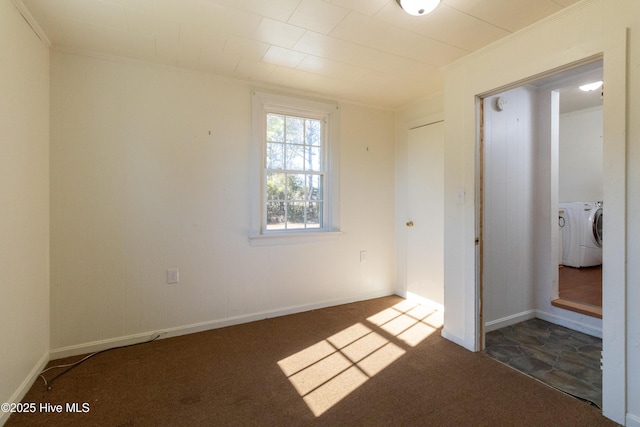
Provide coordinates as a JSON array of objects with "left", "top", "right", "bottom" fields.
[
  {"left": 579, "top": 201, "right": 603, "bottom": 267},
  {"left": 559, "top": 201, "right": 602, "bottom": 268},
  {"left": 559, "top": 202, "right": 581, "bottom": 267}
]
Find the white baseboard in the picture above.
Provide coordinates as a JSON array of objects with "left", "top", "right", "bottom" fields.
[
  {"left": 0, "top": 350, "right": 49, "bottom": 427},
  {"left": 405, "top": 292, "right": 444, "bottom": 312},
  {"left": 535, "top": 309, "right": 602, "bottom": 338},
  {"left": 50, "top": 290, "right": 395, "bottom": 360},
  {"left": 483, "top": 309, "right": 602, "bottom": 339},
  {"left": 441, "top": 328, "right": 472, "bottom": 350},
  {"left": 627, "top": 412, "right": 640, "bottom": 427},
  {"left": 484, "top": 310, "right": 537, "bottom": 333}
]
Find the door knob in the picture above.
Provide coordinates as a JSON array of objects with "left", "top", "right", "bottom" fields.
[{"left": 406, "top": 221, "right": 414, "bottom": 227}]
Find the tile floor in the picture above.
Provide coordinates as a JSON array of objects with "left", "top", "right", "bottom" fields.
[{"left": 485, "top": 318, "right": 602, "bottom": 408}]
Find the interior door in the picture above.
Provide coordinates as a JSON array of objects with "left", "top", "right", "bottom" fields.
[{"left": 406, "top": 121, "right": 444, "bottom": 307}]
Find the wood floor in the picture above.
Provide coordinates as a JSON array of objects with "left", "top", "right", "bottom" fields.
[{"left": 552, "top": 265, "right": 602, "bottom": 318}]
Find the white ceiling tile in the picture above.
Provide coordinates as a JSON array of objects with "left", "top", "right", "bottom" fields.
[
  {"left": 106, "top": 27, "right": 157, "bottom": 61},
  {"left": 326, "top": 36, "right": 419, "bottom": 75},
  {"left": 443, "top": 0, "right": 564, "bottom": 32},
  {"left": 235, "top": 58, "right": 277, "bottom": 81},
  {"left": 262, "top": 46, "right": 307, "bottom": 68},
  {"left": 269, "top": 66, "right": 341, "bottom": 97},
  {"left": 22, "top": 0, "right": 583, "bottom": 108},
  {"left": 254, "top": 17, "right": 306, "bottom": 49},
  {"left": 376, "top": 3, "right": 509, "bottom": 51},
  {"left": 326, "top": 0, "right": 388, "bottom": 17},
  {"left": 39, "top": 0, "right": 129, "bottom": 31},
  {"left": 329, "top": 11, "right": 460, "bottom": 66},
  {"left": 414, "top": 6, "right": 509, "bottom": 50},
  {"left": 287, "top": 0, "right": 349, "bottom": 35},
  {"left": 208, "top": 0, "right": 303, "bottom": 23},
  {"left": 35, "top": 15, "right": 111, "bottom": 52},
  {"left": 223, "top": 36, "right": 269, "bottom": 61},
  {"left": 292, "top": 31, "right": 335, "bottom": 58},
  {"left": 401, "top": 35, "right": 468, "bottom": 66},
  {"left": 199, "top": 48, "right": 241, "bottom": 75},
  {"left": 192, "top": 3, "right": 262, "bottom": 39},
  {"left": 329, "top": 12, "right": 372, "bottom": 45},
  {"left": 296, "top": 55, "right": 366, "bottom": 82},
  {"left": 198, "top": 26, "right": 229, "bottom": 52}
]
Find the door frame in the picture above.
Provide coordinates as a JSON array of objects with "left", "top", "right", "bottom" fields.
[{"left": 474, "top": 47, "right": 627, "bottom": 423}]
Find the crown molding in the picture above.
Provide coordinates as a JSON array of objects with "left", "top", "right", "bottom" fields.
[{"left": 11, "top": 0, "right": 51, "bottom": 47}]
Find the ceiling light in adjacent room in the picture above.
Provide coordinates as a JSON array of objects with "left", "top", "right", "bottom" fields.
[
  {"left": 579, "top": 81, "right": 603, "bottom": 92},
  {"left": 395, "top": 0, "right": 440, "bottom": 16}
]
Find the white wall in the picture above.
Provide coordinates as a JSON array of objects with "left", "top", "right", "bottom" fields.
[
  {"left": 440, "top": 0, "right": 639, "bottom": 424},
  {"left": 49, "top": 50, "right": 397, "bottom": 354},
  {"left": 559, "top": 106, "right": 603, "bottom": 202},
  {"left": 0, "top": 0, "right": 50, "bottom": 421},
  {"left": 482, "top": 87, "right": 537, "bottom": 330}
]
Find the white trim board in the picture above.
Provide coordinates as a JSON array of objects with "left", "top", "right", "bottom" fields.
[
  {"left": 405, "top": 292, "right": 444, "bottom": 313},
  {"left": 484, "top": 310, "right": 537, "bottom": 333},
  {"left": 0, "top": 351, "right": 49, "bottom": 426},
  {"left": 484, "top": 309, "right": 602, "bottom": 339},
  {"left": 11, "top": 0, "right": 51, "bottom": 47},
  {"left": 50, "top": 290, "right": 395, "bottom": 360},
  {"left": 626, "top": 413, "right": 640, "bottom": 427}
]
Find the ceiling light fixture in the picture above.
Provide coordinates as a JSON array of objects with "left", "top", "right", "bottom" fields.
[
  {"left": 395, "top": 0, "right": 440, "bottom": 16},
  {"left": 579, "top": 81, "right": 603, "bottom": 92}
]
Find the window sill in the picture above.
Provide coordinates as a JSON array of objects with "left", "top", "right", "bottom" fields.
[{"left": 249, "top": 230, "right": 343, "bottom": 246}]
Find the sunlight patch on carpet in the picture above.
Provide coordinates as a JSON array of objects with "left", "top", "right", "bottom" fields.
[{"left": 277, "top": 300, "right": 443, "bottom": 416}]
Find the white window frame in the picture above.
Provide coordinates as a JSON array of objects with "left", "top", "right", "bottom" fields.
[{"left": 250, "top": 90, "right": 341, "bottom": 245}]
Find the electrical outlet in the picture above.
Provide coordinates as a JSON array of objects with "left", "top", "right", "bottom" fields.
[
  {"left": 167, "top": 268, "right": 179, "bottom": 284},
  {"left": 360, "top": 251, "right": 367, "bottom": 262}
]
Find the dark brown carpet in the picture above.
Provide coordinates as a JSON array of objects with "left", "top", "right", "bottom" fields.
[{"left": 7, "top": 296, "right": 616, "bottom": 426}]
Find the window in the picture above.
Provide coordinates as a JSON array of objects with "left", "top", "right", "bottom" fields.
[
  {"left": 251, "top": 91, "right": 340, "bottom": 242},
  {"left": 265, "top": 113, "right": 324, "bottom": 230}
]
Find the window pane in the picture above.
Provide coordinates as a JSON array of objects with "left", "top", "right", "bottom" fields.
[
  {"left": 266, "top": 173, "right": 286, "bottom": 200},
  {"left": 286, "top": 174, "right": 307, "bottom": 200},
  {"left": 267, "top": 114, "right": 284, "bottom": 142},
  {"left": 286, "top": 202, "right": 306, "bottom": 229},
  {"left": 286, "top": 144, "right": 305, "bottom": 171},
  {"left": 266, "top": 143, "right": 284, "bottom": 169},
  {"left": 266, "top": 201, "right": 285, "bottom": 229},
  {"left": 308, "top": 175, "right": 323, "bottom": 201},
  {"left": 306, "top": 119, "right": 322, "bottom": 146},
  {"left": 307, "top": 202, "right": 322, "bottom": 228},
  {"left": 286, "top": 116, "right": 304, "bottom": 144},
  {"left": 306, "top": 146, "right": 321, "bottom": 171}
]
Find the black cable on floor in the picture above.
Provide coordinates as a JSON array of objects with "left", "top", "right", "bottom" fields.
[{"left": 40, "top": 333, "right": 162, "bottom": 391}]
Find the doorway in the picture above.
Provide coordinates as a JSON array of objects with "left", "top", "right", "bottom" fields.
[
  {"left": 478, "top": 59, "right": 605, "bottom": 407},
  {"left": 553, "top": 76, "right": 604, "bottom": 318},
  {"left": 479, "top": 60, "right": 604, "bottom": 343}
]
